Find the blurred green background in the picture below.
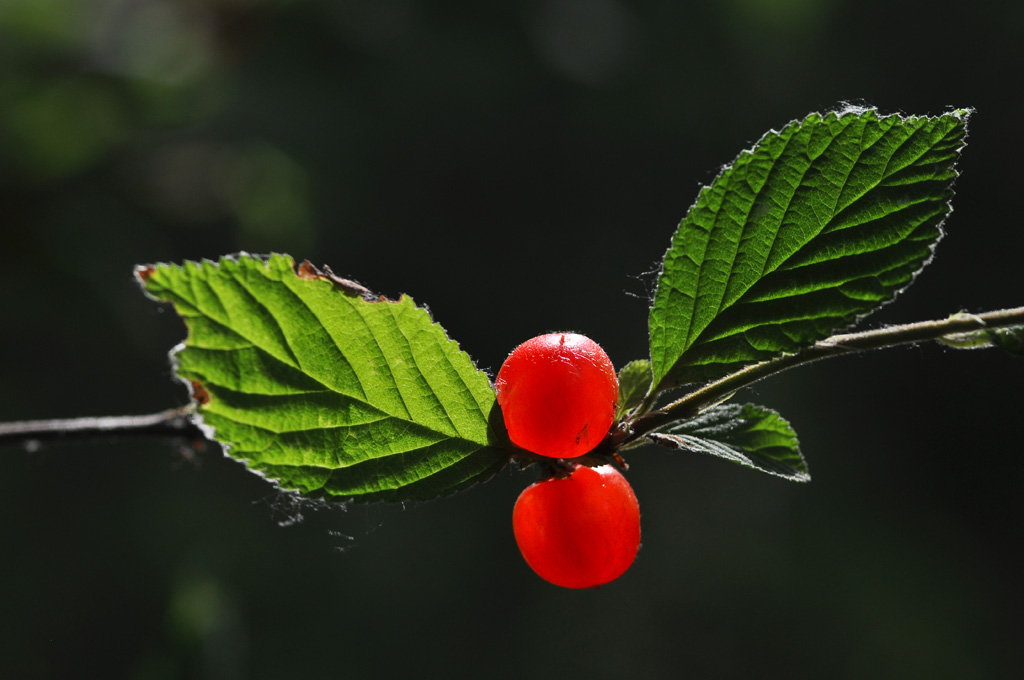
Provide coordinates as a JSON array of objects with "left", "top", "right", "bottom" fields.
[{"left": 2, "top": 1, "right": 1022, "bottom": 678}]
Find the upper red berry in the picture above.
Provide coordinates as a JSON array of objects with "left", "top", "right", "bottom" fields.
[
  {"left": 513, "top": 464, "right": 640, "bottom": 589},
  {"left": 495, "top": 332, "right": 618, "bottom": 459}
]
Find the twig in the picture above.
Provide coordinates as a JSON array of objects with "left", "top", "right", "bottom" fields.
[
  {"left": 0, "top": 406, "right": 202, "bottom": 446},
  {"left": 626, "top": 306, "right": 1024, "bottom": 442},
  {"left": 1, "top": 308, "right": 1021, "bottom": 450}
]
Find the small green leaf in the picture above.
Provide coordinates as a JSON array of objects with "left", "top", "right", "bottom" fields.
[
  {"left": 990, "top": 327, "right": 1024, "bottom": 355},
  {"left": 616, "top": 359, "right": 653, "bottom": 418},
  {"left": 647, "top": 403, "right": 808, "bottom": 481},
  {"left": 938, "top": 323, "right": 1024, "bottom": 355},
  {"left": 138, "top": 253, "right": 509, "bottom": 502},
  {"left": 650, "top": 106, "right": 970, "bottom": 391}
]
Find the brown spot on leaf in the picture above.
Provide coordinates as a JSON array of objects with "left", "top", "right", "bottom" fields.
[
  {"left": 136, "top": 266, "right": 156, "bottom": 283},
  {"left": 296, "top": 260, "right": 320, "bottom": 280},
  {"left": 189, "top": 380, "right": 211, "bottom": 406}
]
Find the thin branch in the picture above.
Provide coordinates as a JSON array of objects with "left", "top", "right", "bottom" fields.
[
  {"left": 626, "top": 306, "right": 1024, "bottom": 442},
  {"left": 2, "top": 308, "right": 1021, "bottom": 451},
  {"left": 0, "top": 406, "right": 202, "bottom": 446}
]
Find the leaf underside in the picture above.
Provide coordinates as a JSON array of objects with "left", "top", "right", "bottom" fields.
[
  {"left": 139, "top": 253, "right": 508, "bottom": 502},
  {"left": 649, "top": 403, "right": 808, "bottom": 482},
  {"left": 649, "top": 106, "right": 970, "bottom": 392}
]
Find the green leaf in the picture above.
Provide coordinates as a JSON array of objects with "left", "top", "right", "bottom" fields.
[
  {"left": 988, "top": 327, "right": 1024, "bottom": 355},
  {"left": 649, "top": 106, "right": 970, "bottom": 391},
  {"left": 137, "top": 253, "right": 509, "bottom": 502},
  {"left": 616, "top": 359, "right": 652, "bottom": 418},
  {"left": 938, "top": 322, "right": 1024, "bottom": 355},
  {"left": 647, "top": 403, "right": 808, "bottom": 481}
]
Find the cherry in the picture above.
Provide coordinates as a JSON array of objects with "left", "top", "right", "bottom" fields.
[
  {"left": 513, "top": 464, "right": 641, "bottom": 589},
  {"left": 495, "top": 332, "right": 618, "bottom": 459}
]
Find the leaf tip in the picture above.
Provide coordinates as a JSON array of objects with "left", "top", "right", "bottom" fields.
[
  {"left": 134, "top": 264, "right": 157, "bottom": 285},
  {"left": 950, "top": 106, "right": 975, "bottom": 121}
]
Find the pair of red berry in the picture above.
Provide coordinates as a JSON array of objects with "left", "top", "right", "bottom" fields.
[{"left": 496, "top": 333, "right": 641, "bottom": 589}]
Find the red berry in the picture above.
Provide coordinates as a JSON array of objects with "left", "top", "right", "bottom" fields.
[
  {"left": 513, "top": 464, "right": 640, "bottom": 589},
  {"left": 495, "top": 332, "right": 618, "bottom": 459}
]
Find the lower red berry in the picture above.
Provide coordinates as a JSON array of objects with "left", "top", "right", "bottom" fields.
[{"left": 512, "top": 464, "right": 640, "bottom": 589}]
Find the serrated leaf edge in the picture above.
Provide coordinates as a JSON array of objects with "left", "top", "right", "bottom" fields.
[{"left": 136, "top": 251, "right": 509, "bottom": 502}]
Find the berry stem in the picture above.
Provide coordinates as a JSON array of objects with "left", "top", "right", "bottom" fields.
[{"left": 625, "top": 305, "right": 1024, "bottom": 443}]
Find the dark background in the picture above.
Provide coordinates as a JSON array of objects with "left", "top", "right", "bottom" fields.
[{"left": 2, "top": 1, "right": 1021, "bottom": 678}]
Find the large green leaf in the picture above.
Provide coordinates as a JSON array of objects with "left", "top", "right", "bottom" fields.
[
  {"left": 138, "top": 253, "right": 509, "bottom": 502},
  {"left": 647, "top": 403, "right": 808, "bottom": 481},
  {"left": 650, "top": 107, "right": 970, "bottom": 391}
]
